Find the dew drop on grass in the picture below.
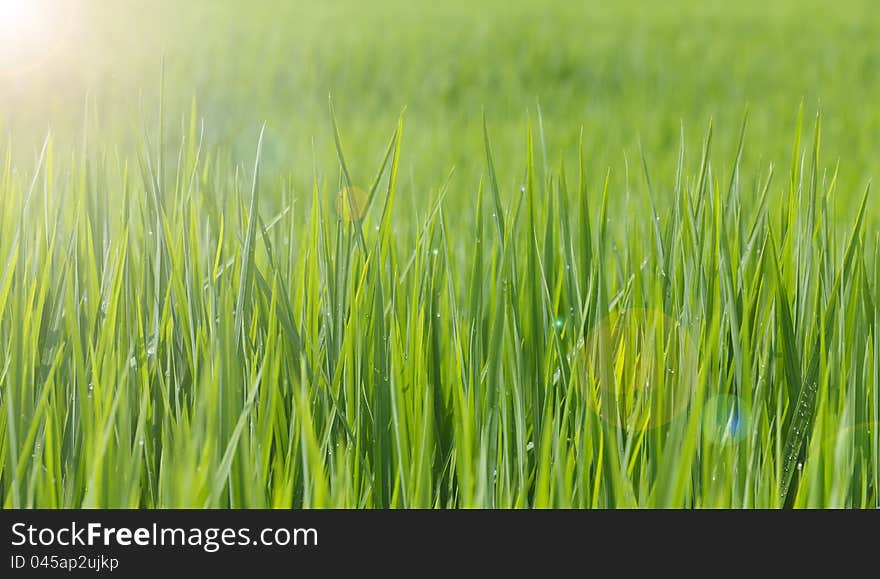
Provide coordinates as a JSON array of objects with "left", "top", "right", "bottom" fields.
[
  {"left": 526, "top": 441, "right": 534, "bottom": 451},
  {"left": 144, "top": 333, "right": 159, "bottom": 358},
  {"left": 129, "top": 357, "right": 137, "bottom": 368},
  {"left": 432, "top": 248, "right": 439, "bottom": 256}
]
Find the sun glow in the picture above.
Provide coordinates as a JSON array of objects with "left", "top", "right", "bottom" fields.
[
  {"left": 0, "top": 0, "right": 70, "bottom": 75},
  {"left": 0, "top": 0, "right": 41, "bottom": 42}
]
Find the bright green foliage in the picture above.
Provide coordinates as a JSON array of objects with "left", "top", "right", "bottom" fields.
[
  {"left": 1, "top": 104, "right": 877, "bottom": 507},
  {"left": 1, "top": 0, "right": 878, "bottom": 508}
]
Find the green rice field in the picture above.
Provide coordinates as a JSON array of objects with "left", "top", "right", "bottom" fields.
[{"left": 1, "top": 0, "right": 879, "bottom": 508}]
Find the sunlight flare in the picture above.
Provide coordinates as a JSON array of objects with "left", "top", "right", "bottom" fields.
[{"left": 0, "top": 0, "right": 68, "bottom": 75}]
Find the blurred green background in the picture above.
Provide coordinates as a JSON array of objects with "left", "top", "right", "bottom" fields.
[{"left": 2, "top": 0, "right": 878, "bottom": 219}]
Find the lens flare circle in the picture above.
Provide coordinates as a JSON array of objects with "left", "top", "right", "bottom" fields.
[
  {"left": 335, "top": 186, "right": 369, "bottom": 222},
  {"left": 579, "top": 308, "right": 697, "bottom": 430},
  {"left": 702, "top": 394, "right": 750, "bottom": 446}
]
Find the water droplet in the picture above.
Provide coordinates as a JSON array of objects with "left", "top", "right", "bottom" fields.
[
  {"left": 519, "top": 184, "right": 526, "bottom": 193},
  {"left": 129, "top": 357, "right": 137, "bottom": 368},
  {"left": 145, "top": 334, "right": 158, "bottom": 358},
  {"left": 526, "top": 441, "right": 534, "bottom": 451},
  {"left": 554, "top": 318, "right": 564, "bottom": 330},
  {"left": 432, "top": 248, "right": 439, "bottom": 256}
]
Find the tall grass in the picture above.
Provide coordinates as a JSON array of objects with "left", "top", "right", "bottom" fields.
[{"left": 0, "top": 101, "right": 877, "bottom": 508}]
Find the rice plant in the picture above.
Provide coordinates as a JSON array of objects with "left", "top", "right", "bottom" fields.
[
  {"left": 1, "top": 0, "right": 878, "bottom": 510},
  {"left": 1, "top": 96, "right": 876, "bottom": 508}
]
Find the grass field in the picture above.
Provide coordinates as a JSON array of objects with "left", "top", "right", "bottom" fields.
[{"left": 1, "top": 0, "right": 879, "bottom": 508}]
